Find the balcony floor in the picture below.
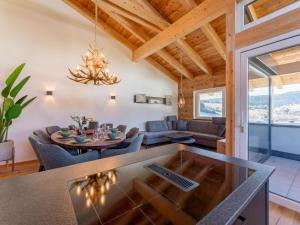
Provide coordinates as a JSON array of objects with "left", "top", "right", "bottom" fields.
[{"left": 264, "top": 156, "right": 300, "bottom": 202}]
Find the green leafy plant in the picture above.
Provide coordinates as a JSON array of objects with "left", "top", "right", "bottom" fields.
[{"left": 0, "top": 64, "right": 36, "bottom": 143}]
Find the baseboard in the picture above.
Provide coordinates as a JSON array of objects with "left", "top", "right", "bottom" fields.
[{"left": 0, "top": 159, "right": 39, "bottom": 168}]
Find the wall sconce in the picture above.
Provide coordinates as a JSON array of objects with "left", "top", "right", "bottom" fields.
[
  {"left": 110, "top": 95, "right": 116, "bottom": 101},
  {"left": 46, "top": 90, "right": 53, "bottom": 96}
]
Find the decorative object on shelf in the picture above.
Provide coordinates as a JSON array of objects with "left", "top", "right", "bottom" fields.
[
  {"left": 0, "top": 63, "right": 37, "bottom": 171},
  {"left": 165, "top": 95, "right": 173, "bottom": 105},
  {"left": 134, "top": 94, "right": 147, "bottom": 103},
  {"left": 147, "top": 96, "right": 165, "bottom": 104},
  {"left": 134, "top": 94, "right": 172, "bottom": 105},
  {"left": 178, "top": 49, "right": 185, "bottom": 109},
  {"left": 68, "top": 0, "right": 120, "bottom": 86}
]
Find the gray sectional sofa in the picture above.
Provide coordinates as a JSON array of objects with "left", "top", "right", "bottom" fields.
[{"left": 143, "top": 116, "right": 226, "bottom": 148}]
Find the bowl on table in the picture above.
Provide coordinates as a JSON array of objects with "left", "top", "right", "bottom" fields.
[
  {"left": 59, "top": 129, "right": 71, "bottom": 138},
  {"left": 73, "top": 135, "right": 87, "bottom": 143},
  {"left": 107, "top": 132, "right": 118, "bottom": 140}
]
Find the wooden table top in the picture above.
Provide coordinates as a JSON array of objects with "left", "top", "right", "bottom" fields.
[{"left": 51, "top": 131, "right": 126, "bottom": 150}]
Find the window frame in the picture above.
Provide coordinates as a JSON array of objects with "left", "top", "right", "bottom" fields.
[
  {"left": 236, "top": 0, "right": 300, "bottom": 33},
  {"left": 193, "top": 87, "right": 226, "bottom": 120}
]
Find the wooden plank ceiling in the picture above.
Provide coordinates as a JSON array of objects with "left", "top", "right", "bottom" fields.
[{"left": 63, "top": 0, "right": 227, "bottom": 83}]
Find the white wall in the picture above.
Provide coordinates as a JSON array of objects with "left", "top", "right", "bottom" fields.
[{"left": 0, "top": 0, "right": 177, "bottom": 163}]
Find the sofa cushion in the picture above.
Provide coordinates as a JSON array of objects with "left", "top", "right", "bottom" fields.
[
  {"left": 166, "top": 115, "right": 177, "bottom": 121},
  {"left": 188, "top": 120, "right": 209, "bottom": 133},
  {"left": 166, "top": 115, "right": 178, "bottom": 129},
  {"left": 212, "top": 117, "right": 226, "bottom": 125},
  {"left": 218, "top": 125, "right": 226, "bottom": 137},
  {"left": 166, "top": 121, "right": 173, "bottom": 130},
  {"left": 146, "top": 120, "right": 169, "bottom": 132},
  {"left": 143, "top": 130, "right": 178, "bottom": 139},
  {"left": 176, "top": 120, "right": 188, "bottom": 131},
  {"left": 207, "top": 124, "right": 219, "bottom": 135},
  {"left": 185, "top": 131, "right": 221, "bottom": 141}
]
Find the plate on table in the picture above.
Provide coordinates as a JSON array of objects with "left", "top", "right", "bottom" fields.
[
  {"left": 71, "top": 139, "right": 90, "bottom": 144},
  {"left": 58, "top": 135, "right": 74, "bottom": 140},
  {"left": 105, "top": 137, "right": 121, "bottom": 141}
]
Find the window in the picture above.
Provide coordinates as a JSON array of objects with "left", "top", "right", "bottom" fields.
[
  {"left": 237, "top": 0, "right": 300, "bottom": 32},
  {"left": 193, "top": 88, "right": 226, "bottom": 119}
]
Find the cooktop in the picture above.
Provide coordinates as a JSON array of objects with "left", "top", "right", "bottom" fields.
[{"left": 68, "top": 150, "right": 254, "bottom": 225}]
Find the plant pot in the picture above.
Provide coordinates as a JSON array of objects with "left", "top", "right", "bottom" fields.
[{"left": 0, "top": 140, "right": 14, "bottom": 162}]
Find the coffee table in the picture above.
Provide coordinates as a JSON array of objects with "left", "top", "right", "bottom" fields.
[{"left": 165, "top": 132, "right": 195, "bottom": 144}]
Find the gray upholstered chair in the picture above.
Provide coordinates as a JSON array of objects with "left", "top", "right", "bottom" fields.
[
  {"left": 116, "top": 125, "right": 127, "bottom": 133},
  {"left": 33, "top": 129, "right": 51, "bottom": 144},
  {"left": 28, "top": 135, "right": 99, "bottom": 170},
  {"left": 68, "top": 125, "right": 76, "bottom": 130},
  {"left": 126, "top": 127, "right": 139, "bottom": 142},
  {"left": 29, "top": 135, "right": 46, "bottom": 171},
  {"left": 101, "top": 133, "right": 144, "bottom": 159},
  {"left": 46, "top": 126, "right": 61, "bottom": 136}
]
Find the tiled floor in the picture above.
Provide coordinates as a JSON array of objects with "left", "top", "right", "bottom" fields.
[{"left": 264, "top": 156, "right": 300, "bottom": 202}]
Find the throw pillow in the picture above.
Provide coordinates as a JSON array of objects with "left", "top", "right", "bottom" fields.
[
  {"left": 166, "top": 121, "right": 173, "bottom": 130},
  {"left": 176, "top": 120, "right": 188, "bottom": 131}
]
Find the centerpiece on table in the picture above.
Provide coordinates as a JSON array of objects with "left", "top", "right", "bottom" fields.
[{"left": 70, "top": 116, "right": 93, "bottom": 134}]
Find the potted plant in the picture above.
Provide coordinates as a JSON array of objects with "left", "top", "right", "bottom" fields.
[{"left": 0, "top": 63, "right": 36, "bottom": 170}]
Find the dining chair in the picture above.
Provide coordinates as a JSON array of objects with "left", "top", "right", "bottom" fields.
[
  {"left": 29, "top": 135, "right": 47, "bottom": 171},
  {"left": 33, "top": 129, "right": 51, "bottom": 144},
  {"left": 126, "top": 127, "right": 139, "bottom": 142},
  {"left": 28, "top": 135, "right": 99, "bottom": 170},
  {"left": 101, "top": 133, "right": 144, "bottom": 159},
  {"left": 46, "top": 126, "right": 61, "bottom": 136},
  {"left": 68, "top": 125, "right": 76, "bottom": 130},
  {"left": 116, "top": 125, "right": 127, "bottom": 133}
]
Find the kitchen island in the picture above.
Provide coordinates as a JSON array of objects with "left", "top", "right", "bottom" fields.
[{"left": 0, "top": 144, "right": 274, "bottom": 225}]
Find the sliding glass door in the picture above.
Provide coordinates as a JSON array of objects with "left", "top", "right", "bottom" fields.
[{"left": 238, "top": 34, "right": 300, "bottom": 210}]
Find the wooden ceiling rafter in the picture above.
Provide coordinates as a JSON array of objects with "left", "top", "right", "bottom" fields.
[
  {"left": 98, "top": 0, "right": 194, "bottom": 79},
  {"left": 181, "top": 0, "right": 226, "bottom": 60},
  {"left": 109, "top": 0, "right": 212, "bottom": 76},
  {"left": 136, "top": 0, "right": 213, "bottom": 76},
  {"left": 132, "top": 0, "right": 230, "bottom": 61}
]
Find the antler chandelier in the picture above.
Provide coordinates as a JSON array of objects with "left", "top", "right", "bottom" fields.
[{"left": 68, "top": 0, "right": 120, "bottom": 85}]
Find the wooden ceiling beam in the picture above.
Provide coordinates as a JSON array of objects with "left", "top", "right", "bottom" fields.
[
  {"left": 132, "top": 0, "right": 229, "bottom": 61},
  {"left": 105, "top": 0, "right": 169, "bottom": 29},
  {"left": 100, "top": 3, "right": 193, "bottom": 80},
  {"left": 97, "top": 2, "right": 180, "bottom": 82},
  {"left": 122, "top": 0, "right": 212, "bottom": 76},
  {"left": 176, "top": 39, "right": 213, "bottom": 75},
  {"left": 201, "top": 24, "right": 226, "bottom": 60},
  {"left": 63, "top": 0, "right": 135, "bottom": 50},
  {"left": 180, "top": 0, "right": 226, "bottom": 60},
  {"left": 98, "top": 0, "right": 161, "bottom": 32}
]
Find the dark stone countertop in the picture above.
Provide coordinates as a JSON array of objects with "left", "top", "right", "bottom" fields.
[{"left": 0, "top": 144, "right": 274, "bottom": 225}]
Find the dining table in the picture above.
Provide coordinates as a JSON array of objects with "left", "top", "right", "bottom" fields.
[{"left": 50, "top": 130, "right": 126, "bottom": 152}]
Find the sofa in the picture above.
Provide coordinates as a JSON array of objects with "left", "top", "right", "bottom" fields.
[{"left": 142, "top": 116, "right": 226, "bottom": 148}]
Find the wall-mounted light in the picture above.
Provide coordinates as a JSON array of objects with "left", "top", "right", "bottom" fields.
[
  {"left": 110, "top": 95, "right": 116, "bottom": 100},
  {"left": 46, "top": 90, "right": 53, "bottom": 96}
]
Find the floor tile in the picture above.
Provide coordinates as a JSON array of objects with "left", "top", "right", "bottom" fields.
[{"left": 287, "top": 186, "right": 300, "bottom": 203}]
